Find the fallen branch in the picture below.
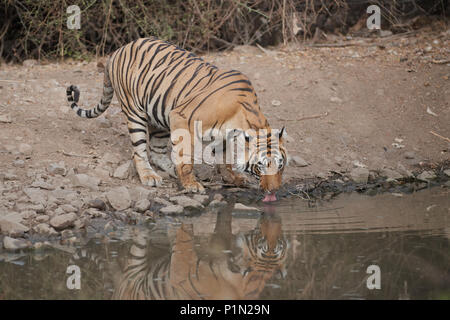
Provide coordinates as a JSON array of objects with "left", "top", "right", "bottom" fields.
[
  {"left": 430, "top": 131, "right": 450, "bottom": 143},
  {"left": 277, "top": 112, "right": 329, "bottom": 122},
  {"left": 431, "top": 59, "right": 450, "bottom": 65},
  {"left": 59, "top": 150, "right": 93, "bottom": 158}
]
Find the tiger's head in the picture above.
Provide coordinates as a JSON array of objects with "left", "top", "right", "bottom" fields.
[
  {"left": 232, "top": 212, "right": 288, "bottom": 298},
  {"left": 235, "top": 127, "right": 288, "bottom": 201}
]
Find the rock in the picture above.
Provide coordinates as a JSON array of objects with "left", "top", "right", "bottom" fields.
[
  {"left": 330, "top": 96, "right": 343, "bottom": 103},
  {"left": 0, "top": 218, "right": 30, "bottom": 237},
  {"left": 3, "top": 236, "right": 30, "bottom": 250},
  {"left": 35, "top": 215, "right": 50, "bottom": 223},
  {"left": 443, "top": 169, "right": 450, "bottom": 177},
  {"left": 34, "top": 223, "right": 58, "bottom": 235},
  {"left": 169, "top": 195, "right": 204, "bottom": 210},
  {"left": 101, "top": 153, "right": 121, "bottom": 165},
  {"left": 193, "top": 194, "right": 209, "bottom": 205},
  {"left": 106, "top": 186, "right": 131, "bottom": 211},
  {"left": 290, "top": 156, "right": 308, "bottom": 167},
  {"left": 160, "top": 205, "right": 184, "bottom": 215},
  {"left": 153, "top": 197, "right": 173, "bottom": 207},
  {"left": 13, "top": 159, "right": 25, "bottom": 168},
  {"left": 209, "top": 199, "right": 227, "bottom": 207},
  {"left": 380, "top": 168, "right": 403, "bottom": 180},
  {"left": 30, "top": 179, "right": 55, "bottom": 190},
  {"left": 417, "top": 171, "right": 436, "bottom": 181},
  {"left": 350, "top": 167, "right": 370, "bottom": 184},
  {"left": 380, "top": 30, "right": 393, "bottom": 37},
  {"left": 60, "top": 204, "right": 77, "bottom": 213},
  {"left": 271, "top": 100, "right": 281, "bottom": 106},
  {"left": 234, "top": 203, "right": 260, "bottom": 212},
  {"left": 88, "top": 199, "right": 106, "bottom": 210},
  {"left": 113, "top": 161, "right": 132, "bottom": 180},
  {"left": 23, "top": 187, "right": 48, "bottom": 205},
  {"left": 71, "top": 174, "right": 100, "bottom": 190},
  {"left": 131, "top": 186, "right": 153, "bottom": 202},
  {"left": 18, "top": 143, "right": 33, "bottom": 156},
  {"left": 135, "top": 199, "right": 151, "bottom": 213},
  {"left": 48, "top": 162, "right": 66, "bottom": 176},
  {"left": 404, "top": 151, "right": 416, "bottom": 160},
  {"left": 49, "top": 212, "right": 77, "bottom": 230},
  {"left": 0, "top": 114, "right": 12, "bottom": 123},
  {"left": 213, "top": 193, "right": 224, "bottom": 202}
]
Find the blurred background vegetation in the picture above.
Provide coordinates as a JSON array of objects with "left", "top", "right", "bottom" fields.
[{"left": 0, "top": 0, "right": 448, "bottom": 62}]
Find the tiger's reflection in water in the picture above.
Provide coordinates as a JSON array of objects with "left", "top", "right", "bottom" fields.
[{"left": 112, "top": 204, "right": 288, "bottom": 300}]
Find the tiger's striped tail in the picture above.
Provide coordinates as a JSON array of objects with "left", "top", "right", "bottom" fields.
[{"left": 66, "top": 68, "right": 114, "bottom": 118}]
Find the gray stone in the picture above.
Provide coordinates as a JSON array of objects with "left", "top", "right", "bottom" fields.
[
  {"left": 443, "top": 169, "right": 450, "bottom": 177},
  {"left": 18, "top": 143, "right": 33, "bottom": 156},
  {"left": 234, "top": 203, "right": 260, "bottom": 212},
  {"left": 404, "top": 151, "right": 416, "bottom": 159},
  {"left": 50, "top": 212, "right": 77, "bottom": 230},
  {"left": 135, "top": 199, "right": 151, "bottom": 213},
  {"left": 350, "top": 167, "right": 370, "bottom": 184},
  {"left": 380, "top": 168, "right": 403, "bottom": 180},
  {"left": 290, "top": 156, "right": 309, "bottom": 167},
  {"left": 34, "top": 223, "right": 58, "bottom": 235},
  {"left": 160, "top": 205, "right": 184, "bottom": 215},
  {"left": 193, "top": 195, "right": 209, "bottom": 205},
  {"left": 48, "top": 162, "right": 66, "bottom": 176},
  {"left": 88, "top": 199, "right": 106, "bottom": 210},
  {"left": 23, "top": 187, "right": 48, "bottom": 205},
  {"left": 60, "top": 204, "right": 77, "bottom": 213},
  {"left": 153, "top": 197, "right": 173, "bottom": 207},
  {"left": 71, "top": 174, "right": 100, "bottom": 190},
  {"left": 35, "top": 215, "right": 50, "bottom": 223},
  {"left": 0, "top": 114, "right": 12, "bottom": 123},
  {"left": 213, "top": 193, "right": 224, "bottom": 202},
  {"left": 13, "top": 159, "right": 25, "bottom": 168},
  {"left": 0, "top": 217, "right": 30, "bottom": 237},
  {"left": 113, "top": 161, "right": 132, "bottom": 180},
  {"left": 106, "top": 186, "right": 131, "bottom": 211},
  {"left": 417, "top": 171, "right": 436, "bottom": 181},
  {"left": 3, "top": 236, "right": 30, "bottom": 250},
  {"left": 169, "top": 195, "right": 204, "bottom": 210},
  {"left": 209, "top": 199, "right": 227, "bottom": 207}
]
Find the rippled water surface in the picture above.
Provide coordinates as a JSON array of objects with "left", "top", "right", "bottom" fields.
[{"left": 1, "top": 187, "right": 449, "bottom": 300}]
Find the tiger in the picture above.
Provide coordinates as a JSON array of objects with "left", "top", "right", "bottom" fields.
[
  {"left": 112, "top": 205, "right": 288, "bottom": 300},
  {"left": 66, "top": 37, "right": 287, "bottom": 198}
]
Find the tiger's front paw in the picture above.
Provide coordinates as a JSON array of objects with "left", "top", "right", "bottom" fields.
[
  {"left": 232, "top": 174, "right": 249, "bottom": 188},
  {"left": 183, "top": 181, "right": 205, "bottom": 194},
  {"left": 139, "top": 170, "right": 163, "bottom": 187}
]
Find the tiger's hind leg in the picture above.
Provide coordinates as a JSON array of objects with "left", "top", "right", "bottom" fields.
[
  {"left": 148, "top": 128, "right": 176, "bottom": 178},
  {"left": 124, "top": 109, "right": 162, "bottom": 187}
]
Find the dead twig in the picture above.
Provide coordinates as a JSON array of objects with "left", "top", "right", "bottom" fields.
[
  {"left": 430, "top": 131, "right": 450, "bottom": 143},
  {"left": 59, "top": 150, "right": 93, "bottom": 158},
  {"left": 277, "top": 112, "right": 329, "bottom": 122},
  {"left": 431, "top": 59, "right": 450, "bottom": 65}
]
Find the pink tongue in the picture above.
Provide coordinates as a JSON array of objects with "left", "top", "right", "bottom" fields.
[{"left": 262, "top": 193, "right": 277, "bottom": 202}]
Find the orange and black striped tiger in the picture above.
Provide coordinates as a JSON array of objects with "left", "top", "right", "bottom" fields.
[{"left": 67, "top": 37, "right": 287, "bottom": 198}]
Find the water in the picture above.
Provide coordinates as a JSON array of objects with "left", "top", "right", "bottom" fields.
[{"left": 0, "top": 187, "right": 449, "bottom": 300}]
